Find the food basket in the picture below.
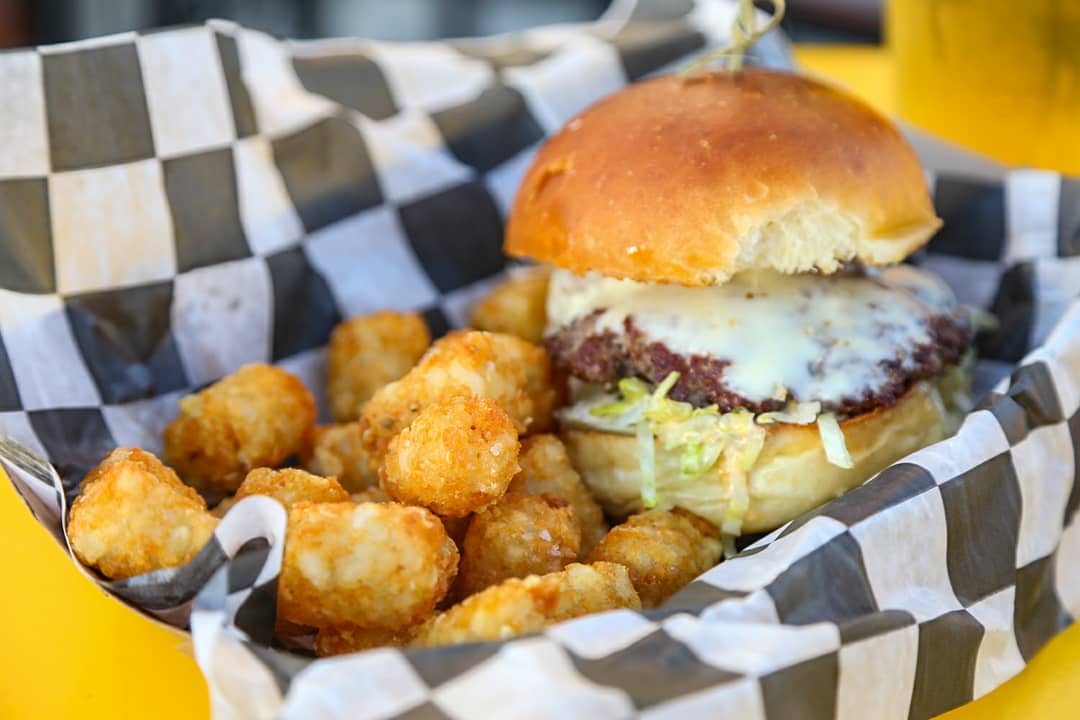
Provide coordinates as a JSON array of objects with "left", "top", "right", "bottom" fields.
[{"left": 1, "top": 1, "right": 1078, "bottom": 718}]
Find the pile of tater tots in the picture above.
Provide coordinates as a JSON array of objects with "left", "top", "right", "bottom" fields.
[{"left": 66, "top": 267, "right": 723, "bottom": 655}]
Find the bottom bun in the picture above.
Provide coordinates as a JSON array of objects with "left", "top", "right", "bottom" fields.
[{"left": 561, "top": 382, "right": 963, "bottom": 534}]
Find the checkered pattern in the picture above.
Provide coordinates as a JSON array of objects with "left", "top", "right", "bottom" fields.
[
  {"left": 1, "top": 1, "right": 1078, "bottom": 718},
  {"left": 186, "top": 309, "right": 1080, "bottom": 720},
  {"left": 0, "top": 0, "right": 789, "bottom": 500}
]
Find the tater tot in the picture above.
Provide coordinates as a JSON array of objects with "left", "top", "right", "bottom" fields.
[
  {"left": 350, "top": 486, "right": 390, "bottom": 504},
  {"left": 302, "top": 422, "right": 378, "bottom": 492},
  {"left": 327, "top": 311, "right": 431, "bottom": 422},
  {"left": 68, "top": 448, "right": 218, "bottom": 580},
  {"left": 469, "top": 266, "right": 550, "bottom": 344},
  {"left": 235, "top": 467, "right": 348, "bottom": 508},
  {"left": 455, "top": 492, "right": 580, "bottom": 598},
  {"left": 347, "top": 479, "right": 469, "bottom": 548},
  {"left": 414, "top": 562, "right": 640, "bottom": 647},
  {"left": 279, "top": 502, "right": 458, "bottom": 629},
  {"left": 163, "top": 364, "right": 316, "bottom": 492},
  {"left": 314, "top": 624, "right": 418, "bottom": 657},
  {"left": 586, "top": 509, "right": 722, "bottom": 608},
  {"left": 509, "top": 435, "right": 608, "bottom": 556},
  {"left": 380, "top": 395, "right": 520, "bottom": 517},
  {"left": 360, "top": 331, "right": 558, "bottom": 468}
]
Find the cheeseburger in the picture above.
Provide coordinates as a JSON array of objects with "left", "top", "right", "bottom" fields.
[{"left": 505, "top": 69, "right": 975, "bottom": 536}]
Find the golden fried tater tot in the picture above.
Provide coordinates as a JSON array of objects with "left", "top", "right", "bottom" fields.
[
  {"left": 235, "top": 467, "right": 348, "bottom": 508},
  {"left": 380, "top": 395, "right": 520, "bottom": 517},
  {"left": 586, "top": 509, "right": 722, "bottom": 608},
  {"left": 68, "top": 448, "right": 218, "bottom": 580},
  {"left": 509, "top": 435, "right": 608, "bottom": 556},
  {"left": 163, "top": 364, "right": 316, "bottom": 492},
  {"left": 348, "top": 480, "right": 469, "bottom": 549},
  {"left": 360, "top": 331, "right": 557, "bottom": 468},
  {"left": 314, "top": 623, "right": 418, "bottom": 657},
  {"left": 415, "top": 562, "right": 640, "bottom": 647},
  {"left": 350, "top": 486, "right": 390, "bottom": 504},
  {"left": 327, "top": 311, "right": 430, "bottom": 422},
  {"left": 469, "top": 266, "right": 550, "bottom": 344},
  {"left": 455, "top": 492, "right": 580, "bottom": 598},
  {"left": 273, "top": 617, "right": 313, "bottom": 639},
  {"left": 302, "top": 422, "right": 378, "bottom": 492},
  {"left": 279, "top": 502, "right": 458, "bottom": 630}
]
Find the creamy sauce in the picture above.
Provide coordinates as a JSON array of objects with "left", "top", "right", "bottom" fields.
[{"left": 546, "top": 267, "right": 959, "bottom": 406}]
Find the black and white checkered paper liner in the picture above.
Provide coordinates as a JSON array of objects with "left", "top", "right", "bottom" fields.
[{"left": 1, "top": 1, "right": 1079, "bottom": 717}]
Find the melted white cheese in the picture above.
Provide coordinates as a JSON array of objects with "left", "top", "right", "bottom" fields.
[{"left": 546, "top": 266, "right": 958, "bottom": 406}]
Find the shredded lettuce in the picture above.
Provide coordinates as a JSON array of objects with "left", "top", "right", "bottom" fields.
[
  {"left": 585, "top": 372, "right": 852, "bottom": 526},
  {"left": 817, "top": 413, "right": 854, "bottom": 469},
  {"left": 927, "top": 382, "right": 947, "bottom": 420},
  {"left": 588, "top": 400, "right": 637, "bottom": 417},
  {"left": 968, "top": 307, "right": 1000, "bottom": 333},
  {"left": 679, "top": 433, "right": 707, "bottom": 476},
  {"left": 721, "top": 473, "right": 749, "bottom": 535},
  {"left": 719, "top": 425, "right": 765, "bottom": 536},
  {"left": 735, "top": 421, "right": 766, "bottom": 471},
  {"left": 938, "top": 351, "right": 975, "bottom": 415},
  {"left": 619, "top": 376, "right": 651, "bottom": 400},
  {"left": 757, "top": 400, "right": 822, "bottom": 425},
  {"left": 653, "top": 372, "right": 680, "bottom": 399},
  {"left": 636, "top": 420, "right": 658, "bottom": 508},
  {"left": 588, "top": 377, "right": 650, "bottom": 418},
  {"left": 590, "top": 372, "right": 769, "bottom": 512},
  {"left": 722, "top": 533, "right": 739, "bottom": 560}
]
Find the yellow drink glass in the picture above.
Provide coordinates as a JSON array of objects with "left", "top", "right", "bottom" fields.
[{"left": 888, "top": 0, "right": 1080, "bottom": 173}]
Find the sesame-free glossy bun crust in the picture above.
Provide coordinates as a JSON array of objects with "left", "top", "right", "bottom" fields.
[{"left": 505, "top": 69, "right": 941, "bottom": 286}]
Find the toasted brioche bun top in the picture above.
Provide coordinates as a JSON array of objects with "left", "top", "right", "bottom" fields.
[{"left": 505, "top": 69, "right": 941, "bottom": 287}]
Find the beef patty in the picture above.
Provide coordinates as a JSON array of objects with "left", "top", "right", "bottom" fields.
[{"left": 545, "top": 310, "right": 972, "bottom": 417}]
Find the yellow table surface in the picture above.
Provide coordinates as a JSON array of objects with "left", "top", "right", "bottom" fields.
[{"left": 1, "top": 45, "right": 1078, "bottom": 720}]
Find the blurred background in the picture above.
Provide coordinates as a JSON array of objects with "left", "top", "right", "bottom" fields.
[
  {"left": 0, "top": 0, "right": 880, "bottom": 46},
  {"left": 0, "top": 0, "right": 1075, "bottom": 171}
]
